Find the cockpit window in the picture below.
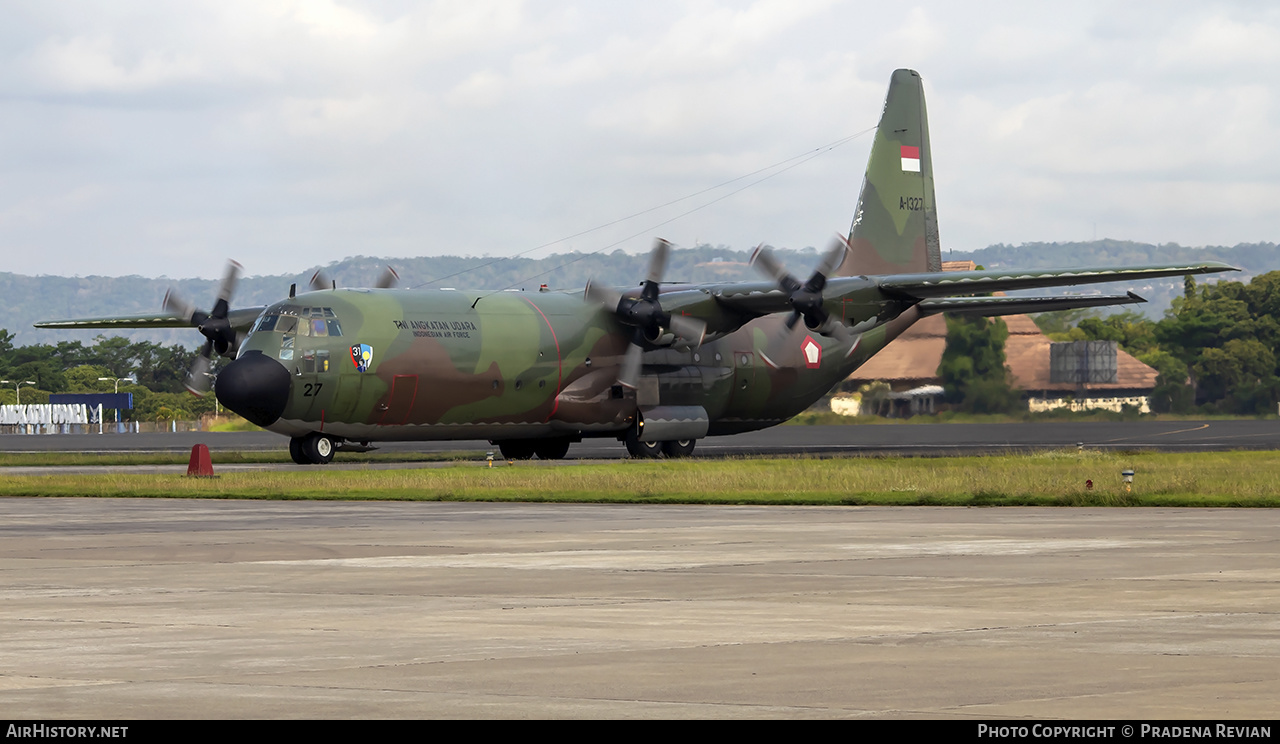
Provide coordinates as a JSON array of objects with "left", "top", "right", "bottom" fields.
[
  {"left": 303, "top": 349, "right": 331, "bottom": 373},
  {"left": 251, "top": 307, "right": 342, "bottom": 337}
]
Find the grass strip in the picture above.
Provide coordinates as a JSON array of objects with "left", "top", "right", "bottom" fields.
[
  {"left": 2, "top": 450, "right": 1280, "bottom": 506},
  {"left": 0, "top": 450, "right": 484, "bottom": 467}
]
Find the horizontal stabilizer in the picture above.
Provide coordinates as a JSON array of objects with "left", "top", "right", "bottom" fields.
[{"left": 918, "top": 292, "right": 1145, "bottom": 317}]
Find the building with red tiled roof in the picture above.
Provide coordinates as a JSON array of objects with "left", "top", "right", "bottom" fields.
[
  {"left": 841, "top": 312, "right": 1158, "bottom": 414},
  {"left": 838, "top": 257, "right": 1158, "bottom": 415}
]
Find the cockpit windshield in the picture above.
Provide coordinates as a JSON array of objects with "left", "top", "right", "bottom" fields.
[
  {"left": 251, "top": 306, "right": 343, "bottom": 338},
  {"left": 247, "top": 306, "right": 344, "bottom": 364}
]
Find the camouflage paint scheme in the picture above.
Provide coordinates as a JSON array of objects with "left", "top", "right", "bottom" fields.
[
  {"left": 241, "top": 284, "right": 918, "bottom": 443},
  {"left": 35, "top": 70, "right": 1236, "bottom": 460}
]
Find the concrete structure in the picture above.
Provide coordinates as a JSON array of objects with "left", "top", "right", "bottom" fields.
[{"left": 2, "top": 498, "right": 1277, "bottom": 719}]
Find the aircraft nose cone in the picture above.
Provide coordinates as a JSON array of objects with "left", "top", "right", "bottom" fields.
[{"left": 215, "top": 350, "right": 291, "bottom": 428}]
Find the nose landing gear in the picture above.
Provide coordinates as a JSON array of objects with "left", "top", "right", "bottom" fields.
[{"left": 290, "top": 433, "right": 336, "bottom": 465}]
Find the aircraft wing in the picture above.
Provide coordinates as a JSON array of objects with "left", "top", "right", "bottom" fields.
[
  {"left": 34, "top": 307, "right": 265, "bottom": 331},
  {"left": 869, "top": 261, "right": 1238, "bottom": 299},
  {"left": 653, "top": 261, "right": 1235, "bottom": 336}
]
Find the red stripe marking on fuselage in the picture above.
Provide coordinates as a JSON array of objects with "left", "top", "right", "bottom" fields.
[{"left": 521, "top": 296, "right": 562, "bottom": 422}]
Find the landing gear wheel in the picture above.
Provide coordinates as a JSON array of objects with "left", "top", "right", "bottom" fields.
[
  {"left": 661, "top": 439, "right": 696, "bottom": 458},
  {"left": 533, "top": 438, "right": 572, "bottom": 460},
  {"left": 303, "top": 433, "right": 335, "bottom": 464},
  {"left": 498, "top": 440, "right": 536, "bottom": 460},
  {"left": 288, "top": 437, "right": 310, "bottom": 465},
  {"left": 625, "top": 427, "right": 664, "bottom": 459}
]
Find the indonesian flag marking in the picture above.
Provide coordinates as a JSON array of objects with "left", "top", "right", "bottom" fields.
[
  {"left": 900, "top": 145, "right": 921, "bottom": 173},
  {"left": 802, "top": 335, "right": 822, "bottom": 369}
]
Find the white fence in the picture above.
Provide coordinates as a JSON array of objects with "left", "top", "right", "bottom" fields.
[
  {"left": 0, "top": 404, "right": 207, "bottom": 434},
  {"left": 0, "top": 404, "right": 95, "bottom": 425}
]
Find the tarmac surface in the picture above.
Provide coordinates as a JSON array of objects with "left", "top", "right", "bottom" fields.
[
  {"left": 3, "top": 419, "right": 1279, "bottom": 460},
  {"left": 0, "top": 499, "right": 1277, "bottom": 719},
  {"left": 3, "top": 421, "right": 1278, "bottom": 718}
]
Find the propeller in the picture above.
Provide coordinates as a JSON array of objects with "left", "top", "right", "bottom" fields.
[
  {"left": 584, "top": 238, "right": 707, "bottom": 389},
  {"left": 376, "top": 266, "right": 400, "bottom": 289},
  {"left": 163, "top": 260, "right": 243, "bottom": 396},
  {"left": 310, "top": 266, "right": 399, "bottom": 290},
  {"left": 750, "top": 236, "right": 855, "bottom": 368},
  {"left": 308, "top": 269, "right": 332, "bottom": 291}
]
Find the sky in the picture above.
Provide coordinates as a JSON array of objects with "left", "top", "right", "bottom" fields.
[{"left": 1, "top": 1, "right": 1277, "bottom": 280}]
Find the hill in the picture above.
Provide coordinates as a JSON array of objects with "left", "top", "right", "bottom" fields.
[{"left": 3, "top": 240, "right": 1273, "bottom": 348}]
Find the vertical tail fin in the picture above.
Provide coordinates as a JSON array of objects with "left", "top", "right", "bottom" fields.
[{"left": 837, "top": 69, "right": 941, "bottom": 276}]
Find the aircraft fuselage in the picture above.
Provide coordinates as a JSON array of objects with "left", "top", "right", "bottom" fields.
[{"left": 220, "top": 286, "right": 907, "bottom": 446}]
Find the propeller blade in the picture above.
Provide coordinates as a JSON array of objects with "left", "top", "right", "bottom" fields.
[
  {"left": 590, "top": 238, "right": 689, "bottom": 388},
  {"left": 749, "top": 244, "right": 799, "bottom": 290},
  {"left": 667, "top": 314, "right": 707, "bottom": 347},
  {"left": 308, "top": 269, "right": 331, "bottom": 292},
  {"left": 618, "top": 342, "right": 644, "bottom": 390},
  {"left": 376, "top": 266, "right": 400, "bottom": 289},
  {"left": 185, "top": 344, "right": 213, "bottom": 396},
  {"left": 811, "top": 235, "right": 849, "bottom": 284},
  {"left": 644, "top": 238, "right": 670, "bottom": 287},
  {"left": 162, "top": 289, "right": 198, "bottom": 323},
  {"left": 817, "top": 315, "right": 853, "bottom": 345},
  {"left": 751, "top": 238, "right": 855, "bottom": 366},
  {"left": 167, "top": 259, "right": 245, "bottom": 395},
  {"left": 584, "top": 279, "right": 624, "bottom": 313},
  {"left": 216, "top": 260, "right": 243, "bottom": 306}
]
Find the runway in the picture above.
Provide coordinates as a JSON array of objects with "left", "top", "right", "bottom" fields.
[
  {"left": 0, "top": 499, "right": 1277, "bottom": 718},
  {"left": 2, "top": 419, "right": 1279, "bottom": 460}
]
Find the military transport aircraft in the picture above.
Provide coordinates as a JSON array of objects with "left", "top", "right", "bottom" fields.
[{"left": 36, "top": 69, "right": 1235, "bottom": 464}]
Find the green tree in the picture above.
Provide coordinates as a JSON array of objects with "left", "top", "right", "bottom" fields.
[
  {"left": 938, "top": 315, "right": 1021, "bottom": 413},
  {"left": 64, "top": 365, "right": 116, "bottom": 392},
  {"left": 1151, "top": 272, "right": 1280, "bottom": 412},
  {"left": 1031, "top": 307, "right": 1100, "bottom": 337},
  {"left": 1138, "top": 349, "right": 1193, "bottom": 414},
  {"left": 1076, "top": 311, "right": 1158, "bottom": 356}
]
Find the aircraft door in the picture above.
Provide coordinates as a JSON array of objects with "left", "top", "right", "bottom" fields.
[
  {"left": 728, "top": 350, "right": 757, "bottom": 412},
  {"left": 378, "top": 374, "right": 418, "bottom": 426}
]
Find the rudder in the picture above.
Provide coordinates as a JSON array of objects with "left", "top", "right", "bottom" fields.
[{"left": 837, "top": 69, "right": 941, "bottom": 276}]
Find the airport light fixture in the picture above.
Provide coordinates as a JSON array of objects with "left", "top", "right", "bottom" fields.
[
  {"left": 97, "top": 375, "right": 136, "bottom": 394},
  {"left": 1, "top": 380, "right": 37, "bottom": 405},
  {"left": 98, "top": 375, "right": 136, "bottom": 423}
]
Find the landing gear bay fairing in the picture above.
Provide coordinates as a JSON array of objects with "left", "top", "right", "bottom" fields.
[{"left": 37, "top": 70, "right": 1234, "bottom": 463}]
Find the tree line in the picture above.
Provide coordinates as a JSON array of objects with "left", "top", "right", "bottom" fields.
[
  {"left": 0, "top": 330, "right": 215, "bottom": 421},
  {"left": 941, "top": 271, "right": 1280, "bottom": 416},
  {"left": 6, "top": 269, "right": 1276, "bottom": 421}
]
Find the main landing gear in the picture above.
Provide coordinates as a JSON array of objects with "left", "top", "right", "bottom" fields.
[
  {"left": 495, "top": 438, "right": 573, "bottom": 461},
  {"left": 624, "top": 428, "right": 697, "bottom": 459},
  {"left": 290, "top": 433, "right": 335, "bottom": 465}
]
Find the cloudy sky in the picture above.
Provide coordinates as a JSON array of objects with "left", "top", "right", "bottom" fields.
[{"left": 1, "top": 1, "right": 1277, "bottom": 280}]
